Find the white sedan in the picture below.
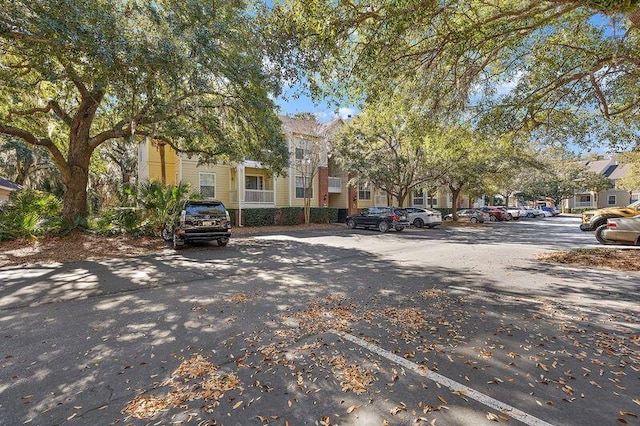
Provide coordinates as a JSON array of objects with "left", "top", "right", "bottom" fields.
[{"left": 405, "top": 207, "right": 442, "bottom": 228}]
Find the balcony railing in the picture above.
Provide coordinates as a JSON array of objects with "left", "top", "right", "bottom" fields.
[
  {"left": 575, "top": 201, "right": 594, "bottom": 208},
  {"left": 244, "top": 189, "right": 274, "bottom": 203},
  {"left": 328, "top": 177, "right": 342, "bottom": 193}
]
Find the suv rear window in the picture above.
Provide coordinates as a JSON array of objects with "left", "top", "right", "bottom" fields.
[{"left": 185, "top": 203, "right": 226, "bottom": 215}]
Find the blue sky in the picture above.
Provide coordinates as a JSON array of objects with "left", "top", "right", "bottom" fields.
[{"left": 274, "top": 84, "right": 358, "bottom": 122}]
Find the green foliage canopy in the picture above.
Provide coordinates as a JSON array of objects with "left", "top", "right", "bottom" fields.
[
  {"left": 270, "top": 0, "right": 640, "bottom": 149},
  {"left": 0, "top": 0, "right": 289, "bottom": 223}
]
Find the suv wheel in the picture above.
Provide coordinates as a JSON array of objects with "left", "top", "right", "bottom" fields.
[
  {"left": 218, "top": 237, "right": 229, "bottom": 247},
  {"left": 470, "top": 217, "right": 478, "bottom": 223},
  {"left": 413, "top": 218, "right": 424, "bottom": 228},
  {"left": 347, "top": 219, "right": 357, "bottom": 229},
  {"left": 161, "top": 226, "right": 174, "bottom": 242},
  {"left": 378, "top": 221, "right": 389, "bottom": 233}
]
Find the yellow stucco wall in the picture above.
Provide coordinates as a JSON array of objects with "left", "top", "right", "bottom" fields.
[
  {"left": 146, "top": 143, "right": 179, "bottom": 185},
  {"left": 180, "top": 159, "right": 233, "bottom": 205}
]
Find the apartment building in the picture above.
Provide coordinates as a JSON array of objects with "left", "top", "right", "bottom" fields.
[
  {"left": 563, "top": 158, "right": 640, "bottom": 210},
  {"left": 138, "top": 115, "right": 467, "bottom": 221}
]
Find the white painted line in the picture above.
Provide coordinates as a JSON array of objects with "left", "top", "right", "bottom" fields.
[{"left": 333, "top": 330, "right": 555, "bottom": 426}]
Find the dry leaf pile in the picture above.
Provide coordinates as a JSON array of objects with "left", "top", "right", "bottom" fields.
[
  {"left": 122, "top": 354, "right": 241, "bottom": 419},
  {"left": 119, "top": 280, "right": 638, "bottom": 424},
  {"left": 538, "top": 248, "right": 640, "bottom": 271}
]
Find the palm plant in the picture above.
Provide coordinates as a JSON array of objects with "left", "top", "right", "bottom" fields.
[
  {"left": 0, "top": 189, "right": 62, "bottom": 240},
  {"left": 137, "top": 181, "right": 192, "bottom": 236}
]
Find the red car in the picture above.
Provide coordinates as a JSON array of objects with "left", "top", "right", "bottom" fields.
[{"left": 479, "top": 206, "right": 509, "bottom": 221}]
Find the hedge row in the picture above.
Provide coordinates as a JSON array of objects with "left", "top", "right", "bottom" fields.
[{"left": 227, "top": 207, "right": 339, "bottom": 227}]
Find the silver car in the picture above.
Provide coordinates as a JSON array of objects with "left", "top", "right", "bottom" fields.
[{"left": 597, "top": 214, "right": 640, "bottom": 245}]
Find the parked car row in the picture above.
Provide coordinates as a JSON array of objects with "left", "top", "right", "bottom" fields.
[
  {"left": 346, "top": 206, "right": 442, "bottom": 232},
  {"left": 443, "top": 206, "right": 560, "bottom": 223},
  {"left": 346, "top": 205, "right": 561, "bottom": 233}
]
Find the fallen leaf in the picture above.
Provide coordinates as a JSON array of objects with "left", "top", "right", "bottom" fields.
[
  {"left": 437, "top": 396, "right": 447, "bottom": 405},
  {"left": 347, "top": 405, "right": 360, "bottom": 414},
  {"left": 232, "top": 400, "right": 243, "bottom": 409},
  {"left": 620, "top": 411, "right": 637, "bottom": 418},
  {"left": 486, "top": 412, "right": 500, "bottom": 422}
]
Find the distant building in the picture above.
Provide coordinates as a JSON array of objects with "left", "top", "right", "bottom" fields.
[
  {"left": 563, "top": 158, "right": 639, "bottom": 210},
  {"left": 0, "top": 176, "right": 21, "bottom": 203}
]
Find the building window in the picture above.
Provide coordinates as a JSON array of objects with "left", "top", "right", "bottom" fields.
[
  {"left": 412, "top": 189, "right": 424, "bottom": 206},
  {"left": 358, "top": 182, "right": 371, "bottom": 200},
  {"left": 427, "top": 194, "right": 438, "bottom": 207},
  {"left": 245, "top": 175, "right": 264, "bottom": 190},
  {"left": 608, "top": 195, "right": 616, "bottom": 205},
  {"left": 632, "top": 193, "right": 639, "bottom": 203},
  {"left": 578, "top": 194, "right": 591, "bottom": 203},
  {"left": 199, "top": 173, "right": 215, "bottom": 199},
  {"left": 295, "top": 176, "right": 312, "bottom": 198}
]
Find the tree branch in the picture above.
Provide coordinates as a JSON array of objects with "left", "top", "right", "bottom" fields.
[
  {"left": 0, "top": 122, "right": 70, "bottom": 181},
  {"left": 9, "top": 100, "right": 73, "bottom": 126}
]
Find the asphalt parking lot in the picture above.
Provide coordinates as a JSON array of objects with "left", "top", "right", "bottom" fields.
[{"left": 1, "top": 216, "right": 638, "bottom": 425}]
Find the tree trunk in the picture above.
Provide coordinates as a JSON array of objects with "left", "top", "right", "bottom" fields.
[
  {"left": 450, "top": 186, "right": 461, "bottom": 221},
  {"left": 159, "top": 142, "right": 167, "bottom": 185},
  {"left": 60, "top": 91, "right": 102, "bottom": 226},
  {"left": 62, "top": 153, "right": 90, "bottom": 225}
]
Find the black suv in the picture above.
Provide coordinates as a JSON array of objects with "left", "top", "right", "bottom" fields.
[
  {"left": 346, "top": 207, "right": 409, "bottom": 232},
  {"left": 168, "top": 200, "right": 231, "bottom": 250}
]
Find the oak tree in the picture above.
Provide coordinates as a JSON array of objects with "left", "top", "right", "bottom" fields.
[{"left": 0, "top": 0, "right": 288, "bottom": 225}]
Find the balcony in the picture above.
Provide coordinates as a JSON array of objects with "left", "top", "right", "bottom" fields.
[
  {"left": 328, "top": 177, "right": 342, "bottom": 193},
  {"left": 575, "top": 201, "right": 595, "bottom": 208},
  {"left": 244, "top": 189, "right": 274, "bottom": 203}
]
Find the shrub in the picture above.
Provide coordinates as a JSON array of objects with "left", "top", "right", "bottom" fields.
[
  {"left": 278, "top": 207, "right": 303, "bottom": 225},
  {"left": 310, "top": 208, "right": 338, "bottom": 223},
  {"left": 92, "top": 207, "right": 150, "bottom": 236},
  {"left": 138, "top": 181, "right": 191, "bottom": 234},
  {"left": 0, "top": 189, "right": 63, "bottom": 240},
  {"left": 243, "top": 208, "right": 276, "bottom": 226}
]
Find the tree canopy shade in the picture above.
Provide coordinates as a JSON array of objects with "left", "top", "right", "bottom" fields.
[
  {"left": 0, "top": 0, "right": 288, "bottom": 224},
  {"left": 270, "top": 0, "right": 640, "bottom": 149},
  {"left": 334, "top": 95, "right": 434, "bottom": 208}
]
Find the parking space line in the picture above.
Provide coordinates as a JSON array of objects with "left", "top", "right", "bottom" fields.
[{"left": 333, "top": 331, "right": 554, "bottom": 426}]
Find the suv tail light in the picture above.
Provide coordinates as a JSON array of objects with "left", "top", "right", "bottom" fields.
[
  {"left": 608, "top": 222, "right": 617, "bottom": 228},
  {"left": 390, "top": 214, "right": 400, "bottom": 221}
]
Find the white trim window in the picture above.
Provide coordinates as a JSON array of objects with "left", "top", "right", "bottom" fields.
[
  {"left": 608, "top": 195, "right": 616, "bottom": 205},
  {"left": 358, "top": 182, "right": 371, "bottom": 200},
  {"left": 245, "top": 175, "right": 265, "bottom": 190},
  {"left": 412, "top": 189, "right": 424, "bottom": 206},
  {"left": 199, "top": 173, "right": 215, "bottom": 199},
  {"left": 427, "top": 193, "right": 438, "bottom": 207},
  {"left": 295, "top": 176, "right": 312, "bottom": 198}
]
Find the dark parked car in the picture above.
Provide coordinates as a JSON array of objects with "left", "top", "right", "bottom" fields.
[
  {"left": 346, "top": 207, "right": 410, "bottom": 232},
  {"left": 164, "top": 200, "right": 231, "bottom": 250}
]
